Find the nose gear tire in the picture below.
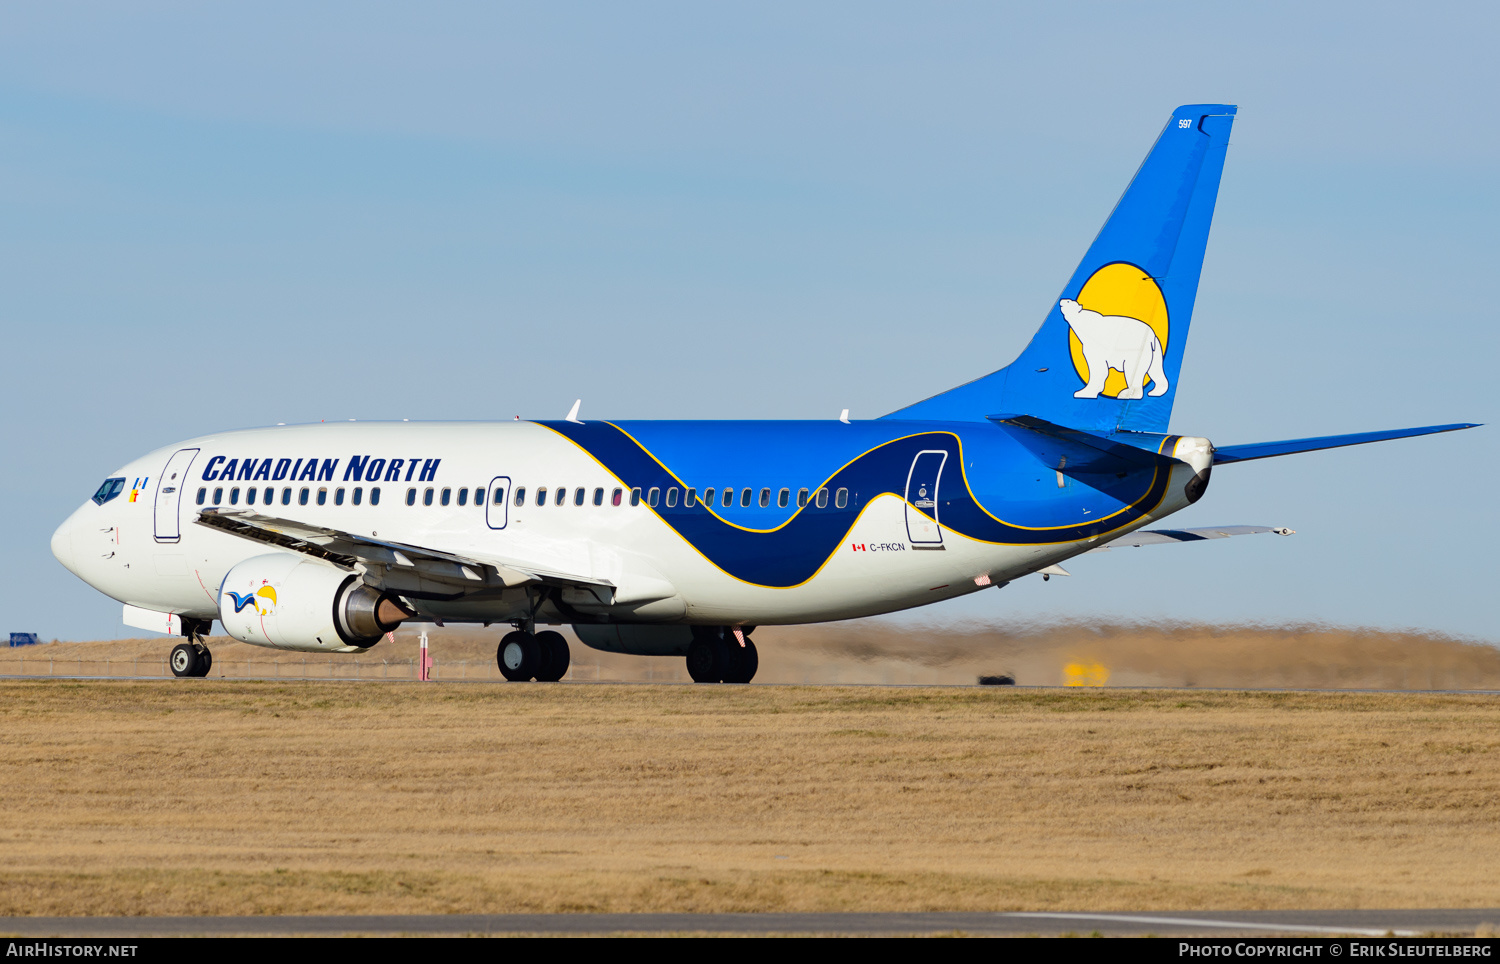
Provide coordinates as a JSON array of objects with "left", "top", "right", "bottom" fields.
[{"left": 169, "top": 642, "right": 209, "bottom": 678}]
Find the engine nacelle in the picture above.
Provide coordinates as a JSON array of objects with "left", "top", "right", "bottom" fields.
[{"left": 218, "top": 553, "right": 410, "bottom": 652}]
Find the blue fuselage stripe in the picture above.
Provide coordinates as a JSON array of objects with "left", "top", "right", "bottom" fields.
[{"left": 536, "top": 421, "right": 1177, "bottom": 588}]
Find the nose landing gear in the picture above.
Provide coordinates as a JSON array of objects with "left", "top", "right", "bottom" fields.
[{"left": 169, "top": 640, "right": 212, "bottom": 678}]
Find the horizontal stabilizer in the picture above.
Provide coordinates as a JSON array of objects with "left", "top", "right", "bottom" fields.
[
  {"left": 987, "top": 414, "right": 1175, "bottom": 476},
  {"left": 1089, "top": 525, "right": 1293, "bottom": 552},
  {"left": 1212, "top": 423, "right": 1479, "bottom": 464}
]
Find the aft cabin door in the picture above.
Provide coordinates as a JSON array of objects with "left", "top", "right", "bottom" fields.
[
  {"left": 153, "top": 448, "right": 200, "bottom": 543},
  {"left": 485, "top": 476, "right": 512, "bottom": 530},
  {"left": 904, "top": 450, "right": 947, "bottom": 548}
]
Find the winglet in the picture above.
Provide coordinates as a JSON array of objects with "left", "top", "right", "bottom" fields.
[{"left": 566, "top": 399, "right": 583, "bottom": 424}]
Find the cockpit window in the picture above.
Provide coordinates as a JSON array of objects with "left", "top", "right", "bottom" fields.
[{"left": 92, "top": 478, "right": 125, "bottom": 506}]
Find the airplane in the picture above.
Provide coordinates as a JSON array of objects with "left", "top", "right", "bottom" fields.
[{"left": 49, "top": 104, "right": 1477, "bottom": 683}]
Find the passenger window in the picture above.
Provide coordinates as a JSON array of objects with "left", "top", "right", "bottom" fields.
[
  {"left": 406, "top": 488, "right": 417, "bottom": 506},
  {"left": 196, "top": 487, "right": 206, "bottom": 505},
  {"left": 797, "top": 488, "right": 809, "bottom": 508},
  {"left": 612, "top": 487, "right": 623, "bottom": 507},
  {"left": 264, "top": 487, "right": 274, "bottom": 504},
  {"left": 593, "top": 487, "right": 604, "bottom": 506},
  {"left": 353, "top": 487, "right": 363, "bottom": 505},
  {"left": 554, "top": 487, "right": 566, "bottom": 506},
  {"left": 835, "top": 487, "right": 848, "bottom": 509},
  {"left": 684, "top": 488, "right": 696, "bottom": 507},
  {"left": 741, "top": 488, "right": 752, "bottom": 508},
  {"left": 441, "top": 488, "right": 451, "bottom": 506},
  {"left": 230, "top": 487, "right": 240, "bottom": 505},
  {"left": 723, "top": 488, "right": 733, "bottom": 507},
  {"left": 335, "top": 488, "right": 345, "bottom": 506},
  {"left": 457, "top": 488, "right": 468, "bottom": 506},
  {"left": 246, "top": 487, "right": 257, "bottom": 506},
  {"left": 371, "top": 487, "right": 381, "bottom": 505},
  {"left": 778, "top": 488, "right": 790, "bottom": 508},
  {"left": 759, "top": 488, "right": 771, "bottom": 508},
  {"left": 647, "top": 487, "right": 660, "bottom": 507},
  {"left": 423, "top": 488, "right": 434, "bottom": 506},
  {"left": 513, "top": 487, "right": 526, "bottom": 507},
  {"left": 574, "top": 487, "right": 585, "bottom": 506},
  {"left": 317, "top": 488, "right": 328, "bottom": 506},
  {"left": 630, "top": 487, "right": 641, "bottom": 506},
  {"left": 816, "top": 487, "right": 828, "bottom": 508},
  {"left": 91, "top": 478, "right": 126, "bottom": 506},
  {"left": 535, "top": 487, "right": 547, "bottom": 506},
  {"left": 492, "top": 488, "right": 504, "bottom": 505},
  {"left": 212, "top": 487, "right": 223, "bottom": 505},
  {"left": 300, "top": 488, "right": 310, "bottom": 506},
  {"left": 282, "top": 487, "right": 292, "bottom": 505},
  {"left": 702, "top": 487, "right": 714, "bottom": 507},
  {"left": 665, "top": 487, "right": 678, "bottom": 507}
]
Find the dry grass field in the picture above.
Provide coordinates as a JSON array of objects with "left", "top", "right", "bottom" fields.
[
  {"left": 10, "top": 619, "right": 1500, "bottom": 688},
  {"left": 0, "top": 677, "right": 1497, "bottom": 917}
]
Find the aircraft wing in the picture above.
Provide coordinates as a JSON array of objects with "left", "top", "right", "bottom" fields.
[
  {"left": 1088, "top": 525, "right": 1294, "bottom": 551},
  {"left": 194, "top": 507, "right": 614, "bottom": 599}
]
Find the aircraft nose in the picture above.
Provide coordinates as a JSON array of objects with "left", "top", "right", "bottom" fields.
[{"left": 51, "top": 515, "right": 80, "bottom": 577}]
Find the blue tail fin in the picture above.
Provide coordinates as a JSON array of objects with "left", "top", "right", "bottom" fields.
[{"left": 885, "top": 104, "right": 1236, "bottom": 433}]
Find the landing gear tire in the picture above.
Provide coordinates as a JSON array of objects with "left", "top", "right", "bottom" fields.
[
  {"left": 723, "top": 639, "right": 758, "bottom": 684},
  {"left": 686, "top": 633, "right": 758, "bottom": 684},
  {"left": 533, "top": 630, "right": 570, "bottom": 682},
  {"left": 686, "top": 639, "right": 719, "bottom": 682},
  {"left": 170, "top": 642, "right": 210, "bottom": 678},
  {"left": 498, "top": 631, "right": 540, "bottom": 681}
]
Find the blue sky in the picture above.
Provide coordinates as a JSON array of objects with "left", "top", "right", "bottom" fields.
[{"left": 3, "top": 2, "right": 1496, "bottom": 641}]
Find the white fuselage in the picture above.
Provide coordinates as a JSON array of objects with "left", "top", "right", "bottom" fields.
[{"left": 51, "top": 420, "right": 1202, "bottom": 645}]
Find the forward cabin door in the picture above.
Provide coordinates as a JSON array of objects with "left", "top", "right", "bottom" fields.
[
  {"left": 485, "top": 476, "right": 512, "bottom": 530},
  {"left": 153, "top": 448, "right": 200, "bottom": 543},
  {"left": 904, "top": 450, "right": 947, "bottom": 548}
]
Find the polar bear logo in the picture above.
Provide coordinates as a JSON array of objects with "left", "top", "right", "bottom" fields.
[{"left": 1059, "top": 298, "right": 1169, "bottom": 400}]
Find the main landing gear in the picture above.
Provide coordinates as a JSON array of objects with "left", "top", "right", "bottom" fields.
[
  {"left": 686, "top": 628, "right": 758, "bottom": 684},
  {"left": 497, "top": 629, "right": 571, "bottom": 682},
  {"left": 169, "top": 640, "right": 213, "bottom": 678}
]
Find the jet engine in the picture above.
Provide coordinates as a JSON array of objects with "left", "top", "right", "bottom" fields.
[{"left": 218, "top": 552, "right": 411, "bottom": 652}]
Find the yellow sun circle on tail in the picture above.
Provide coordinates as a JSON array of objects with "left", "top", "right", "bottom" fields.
[{"left": 1067, "top": 263, "right": 1170, "bottom": 398}]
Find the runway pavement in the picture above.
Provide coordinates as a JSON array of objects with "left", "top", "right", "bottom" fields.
[{"left": 1, "top": 909, "right": 1496, "bottom": 937}]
